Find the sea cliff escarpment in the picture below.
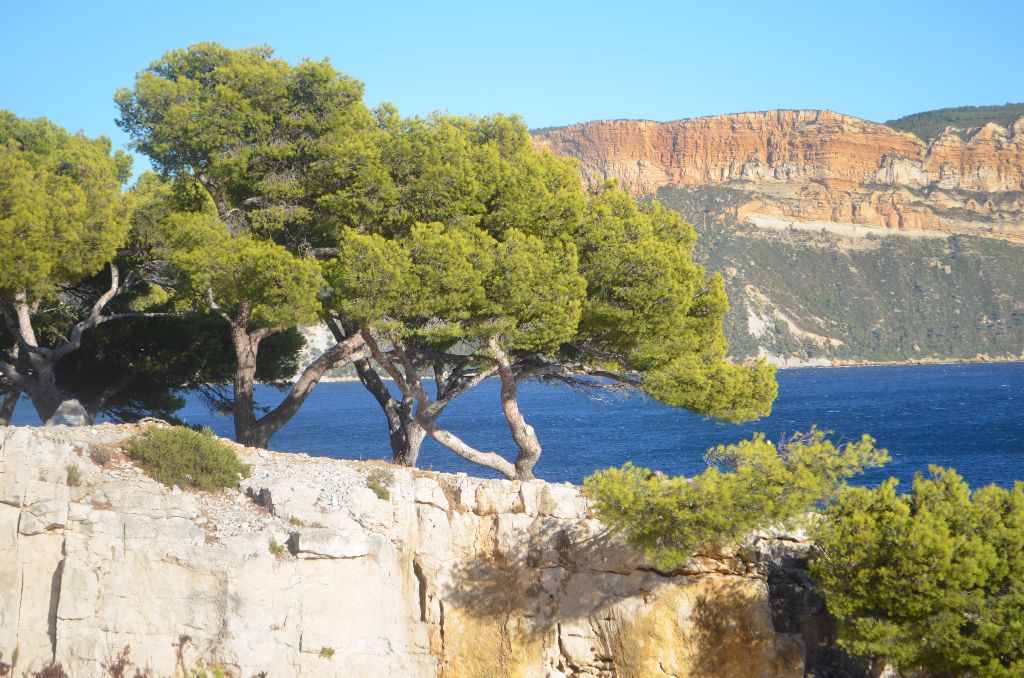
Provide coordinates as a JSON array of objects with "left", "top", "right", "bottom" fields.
[
  {"left": 0, "top": 425, "right": 848, "bottom": 677},
  {"left": 534, "top": 110, "right": 1024, "bottom": 241}
]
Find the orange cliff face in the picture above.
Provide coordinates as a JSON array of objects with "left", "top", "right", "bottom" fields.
[{"left": 533, "top": 110, "right": 1024, "bottom": 241}]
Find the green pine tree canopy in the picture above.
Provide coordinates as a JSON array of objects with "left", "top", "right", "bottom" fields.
[
  {"left": 0, "top": 111, "right": 131, "bottom": 297},
  {"left": 812, "top": 469, "right": 1024, "bottom": 676},
  {"left": 8, "top": 40, "right": 775, "bottom": 458},
  {"left": 111, "top": 41, "right": 775, "bottom": 457}
]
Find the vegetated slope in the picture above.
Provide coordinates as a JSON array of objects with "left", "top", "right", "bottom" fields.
[
  {"left": 885, "top": 102, "right": 1024, "bottom": 141},
  {"left": 658, "top": 185, "right": 1024, "bottom": 362}
]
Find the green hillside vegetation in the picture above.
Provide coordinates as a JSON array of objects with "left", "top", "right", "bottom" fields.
[
  {"left": 528, "top": 124, "right": 570, "bottom": 135},
  {"left": 656, "top": 185, "right": 1024, "bottom": 362},
  {"left": 885, "top": 102, "right": 1024, "bottom": 141}
]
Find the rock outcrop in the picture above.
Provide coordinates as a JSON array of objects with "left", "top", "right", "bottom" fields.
[
  {"left": 0, "top": 425, "right": 828, "bottom": 677},
  {"left": 534, "top": 110, "right": 1024, "bottom": 241}
]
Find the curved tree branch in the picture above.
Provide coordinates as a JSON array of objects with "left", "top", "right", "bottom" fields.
[
  {"left": 251, "top": 333, "right": 369, "bottom": 441},
  {"left": 418, "top": 419, "right": 517, "bottom": 479}
]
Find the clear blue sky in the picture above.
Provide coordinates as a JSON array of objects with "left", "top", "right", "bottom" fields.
[{"left": 3, "top": 0, "right": 1022, "bottom": 171}]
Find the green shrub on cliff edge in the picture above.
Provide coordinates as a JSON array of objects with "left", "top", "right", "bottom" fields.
[
  {"left": 811, "top": 468, "right": 1024, "bottom": 676},
  {"left": 584, "top": 429, "right": 889, "bottom": 568},
  {"left": 128, "top": 426, "right": 250, "bottom": 491}
]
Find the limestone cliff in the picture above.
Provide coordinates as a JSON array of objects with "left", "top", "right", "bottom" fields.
[
  {"left": 0, "top": 425, "right": 837, "bottom": 677},
  {"left": 534, "top": 110, "right": 1024, "bottom": 241}
]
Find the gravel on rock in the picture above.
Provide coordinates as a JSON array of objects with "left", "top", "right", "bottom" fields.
[{"left": 25, "top": 423, "right": 382, "bottom": 543}]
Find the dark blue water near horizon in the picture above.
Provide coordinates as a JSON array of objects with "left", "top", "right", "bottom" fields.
[{"left": 11, "top": 363, "right": 1024, "bottom": 488}]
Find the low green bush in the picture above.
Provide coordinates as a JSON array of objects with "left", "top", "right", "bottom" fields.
[
  {"left": 584, "top": 428, "right": 889, "bottom": 568},
  {"left": 812, "top": 468, "right": 1024, "bottom": 676},
  {"left": 127, "top": 426, "right": 250, "bottom": 491},
  {"left": 65, "top": 464, "right": 82, "bottom": 487},
  {"left": 366, "top": 467, "right": 395, "bottom": 500}
]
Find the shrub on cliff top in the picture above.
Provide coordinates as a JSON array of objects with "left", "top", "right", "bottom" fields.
[
  {"left": 811, "top": 468, "right": 1024, "bottom": 676},
  {"left": 128, "top": 426, "right": 250, "bottom": 490},
  {"left": 584, "top": 428, "right": 889, "bottom": 568},
  {"left": 365, "top": 467, "right": 395, "bottom": 500}
]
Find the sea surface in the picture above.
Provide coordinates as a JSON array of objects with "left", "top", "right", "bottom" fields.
[{"left": 11, "top": 363, "right": 1024, "bottom": 488}]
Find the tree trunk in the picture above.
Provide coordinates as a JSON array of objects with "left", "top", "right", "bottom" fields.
[
  {"left": 352, "top": 355, "right": 426, "bottom": 466},
  {"left": 492, "top": 340, "right": 543, "bottom": 480},
  {"left": 330, "top": 320, "right": 428, "bottom": 467},
  {"left": 231, "top": 325, "right": 262, "bottom": 447},
  {"left": 84, "top": 373, "right": 138, "bottom": 424},
  {"left": 0, "top": 389, "right": 19, "bottom": 425},
  {"left": 26, "top": 358, "right": 62, "bottom": 423},
  {"left": 229, "top": 316, "right": 368, "bottom": 449},
  {"left": 246, "top": 333, "right": 367, "bottom": 448},
  {"left": 392, "top": 403, "right": 427, "bottom": 466},
  {"left": 8, "top": 298, "right": 63, "bottom": 422}
]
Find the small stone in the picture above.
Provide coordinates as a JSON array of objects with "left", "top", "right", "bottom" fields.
[{"left": 45, "top": 399, "right": 89, "bottom": 427}]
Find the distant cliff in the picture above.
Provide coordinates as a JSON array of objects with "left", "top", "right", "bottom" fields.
[
  {"left": 534, "top": 110, "right": 1024, "bottom": 242},
  {"left": 533, "top": 110, "right": 1024, "bottom": 363}
]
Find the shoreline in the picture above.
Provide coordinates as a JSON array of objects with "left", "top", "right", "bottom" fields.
[
  {"left": 767, "top": 354, "right": 1024, "bottom": 370},
  {"left": 315, "top": 354, "right": 1024, "bottom": 384}
]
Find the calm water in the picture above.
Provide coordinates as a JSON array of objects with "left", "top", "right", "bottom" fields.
[{"left": 12, "top": 363, "right": 1024, "bottom": 488}]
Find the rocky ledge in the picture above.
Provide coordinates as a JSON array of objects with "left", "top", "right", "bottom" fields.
[{"left": 0, "top": 425, "right": 837, "bottom": 677}]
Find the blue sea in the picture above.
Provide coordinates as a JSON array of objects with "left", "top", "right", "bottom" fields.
[{"left": 11, "top": 363, "right": 1024, "bottom": 488}]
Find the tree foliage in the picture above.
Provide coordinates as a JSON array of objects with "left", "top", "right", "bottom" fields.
[
  {"left": 0, "top": 111, "right": 131, "bottom": 297},
  {"left": 585, "top": 429, "right": 889, "bottom": 568},
  {"left": 574, "top": 186, "right": 777, "bottom": 422},
  {"left": 811, "top": 468, "right": 1024, "bottom": 676},
  {"left": 116, "top": 42, "right": 383, "bottom": 245},
  {"left": 0, "top": 111, "right": 134, "bottom": 420},
  {"left": 369, "top": 109, "right": 585, "bottom": 240},
  {"left": 327, "top": 222, "right": 584, "bottom": 351},
  {"left": 166, "top": 214, "right": 324, "bottom": 331},
  {"left": 116, "top": 43, "right": 381, "bottom": 447}
]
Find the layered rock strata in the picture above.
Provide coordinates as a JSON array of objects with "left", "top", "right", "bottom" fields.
[
  {"left": 0, "top": 425, "right": 824, "bottom": 677},
  {"left": 534, "top": 111, "right": 1024, "bottom": 241}
]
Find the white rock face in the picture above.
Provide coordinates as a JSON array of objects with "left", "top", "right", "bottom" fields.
[{"left": 0, "top": 425, "right": 807, "bottom": 677}]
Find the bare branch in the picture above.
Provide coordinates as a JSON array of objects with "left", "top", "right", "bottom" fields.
[
  {"left": 249, "top": 326, "right": 276, "bottom": 343},
  {"left": 363, "top": 331, "right": 411, "bottom": 394},
  {"left": 51, "top": 263, "right": 122, "bottom": 361},
  {"left": 419, "top": 421, "right": 517, "bottom": 479},
  {"left": 207, "top": 288, "right": 232, "bottom": 323},
  {"left": 0, "top": 360, "right": 28, "bottom": 390},
  {"left": 430, "top": 365, "right": 497, "bottom": 415},
  {"left": 252, "top": 333, "right": 370, "bottom": 440},
  {"left": 13, "top": 292, "right": 41, "bottom": 349}
]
